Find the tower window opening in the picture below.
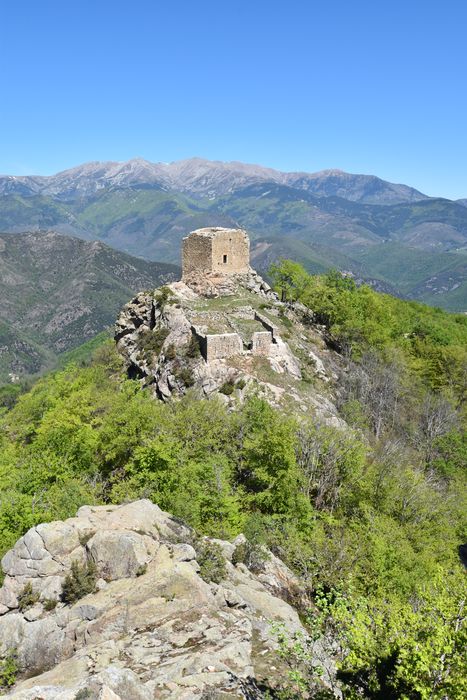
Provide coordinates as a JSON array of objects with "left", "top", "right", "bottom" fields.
[{"left": 223, "top": 254, "right": 228, "bottom": 263}]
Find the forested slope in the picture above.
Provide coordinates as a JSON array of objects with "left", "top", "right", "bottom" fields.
[
  {"left": 0, "top": 231, "right": 179, "bottom": 382},
  {"left": 0, "top": 270, "right": 465, "bottom": 698}
]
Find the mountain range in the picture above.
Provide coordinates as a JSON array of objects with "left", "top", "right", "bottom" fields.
[
  {"left": 0, "top": 157, "right": 429, "bottom": 203},
  {"left": 0, "top": 231, "right": 178, "bottom": 383},
  {"left": 1, "top": 157, "right": 466, "bottom": 311}
]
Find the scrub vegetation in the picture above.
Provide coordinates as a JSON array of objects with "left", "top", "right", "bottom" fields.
[{"left": 0, "top": 267, "right": 465, "bottom": 698}]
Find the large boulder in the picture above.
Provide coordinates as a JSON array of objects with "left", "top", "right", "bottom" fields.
[{"left": 87, "top": 530, "right": 155, "bottom": 581}]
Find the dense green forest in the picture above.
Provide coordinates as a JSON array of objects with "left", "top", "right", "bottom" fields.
[{"left": 0, "top": 265, "right": 465, "bottom": 699}]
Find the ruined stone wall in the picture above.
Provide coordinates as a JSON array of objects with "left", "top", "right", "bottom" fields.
[
  {"left": 254, "top": 312, "right": 279, "bottom": 341},
  {"left": 205, "top": 333, "right": 243, "bottom": 361},
  {"left": 182, "top": 234, "right": 212, "bottom": 277},
  {"left": 211, "top": 229, "right": 250, "bottom": 274},
  {"left": 251, "top": 331, "right": 272, "bottom": 355},
  {"left": 182, "top": 227, "right": 250, "bottom": 278}
]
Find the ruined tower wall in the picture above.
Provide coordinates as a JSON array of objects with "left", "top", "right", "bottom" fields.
[
  {"left": 210, "top": 230, "right": 250, "bottom": 274},
  {"left": 182, "top": 227, "right": 250, "bottom": 278},
  {"left": 182, "top": 235, "right": 213, "bottom": 277}
]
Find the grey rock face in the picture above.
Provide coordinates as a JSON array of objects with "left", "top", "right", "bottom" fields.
[
  {"left": 0, "top": 500, "right": 337, "bottom": 699},
  {"left": 87, "top": 530, "right": 154, "bottom": 581}
]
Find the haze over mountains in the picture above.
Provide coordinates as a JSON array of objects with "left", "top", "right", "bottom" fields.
[{"left": 1, "top": 157, "right": 466, "bottom": 312}]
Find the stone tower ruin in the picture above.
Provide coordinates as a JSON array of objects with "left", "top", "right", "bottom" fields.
[{"left": 182, "top": 227, "right": 250, "bottom": 279}]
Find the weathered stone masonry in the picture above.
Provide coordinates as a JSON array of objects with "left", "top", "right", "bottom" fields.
[
  {"left": 181, "top": 227, "right": 281, "bottom": 362},
  {"left": 204, "top": 333, "right": 244, "bottom": 361},
  {"left": 182, "top": 227, "right": 250, "bottom": 278},
  {"left": 192, "top": 317, "right": 277, "bottom": 363}
]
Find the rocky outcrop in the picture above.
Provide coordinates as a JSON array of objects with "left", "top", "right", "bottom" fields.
[
  {"left": 114, "top": 271, "right": 345, "bottom": 425},
  {"left": 0, "top": 500, "right": 335, "bottom": 699},
  {"left": 180, "top": 268, "right": 276, "bottom": 300}
]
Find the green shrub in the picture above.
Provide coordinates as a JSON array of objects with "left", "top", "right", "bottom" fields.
[
  {"left": 174, "top": 366, "right": 195, "bottom": 387},
  {"left": 197, "top": 540, "right": 227, "bottom": 584},
  {"left": 155, "top": 286, "right": 175, "bottom": 309},
  {"left": 136, "top": 563, "right": 147, "bottom": 576},
  {"left": 137, "top": 327, "right": 170, "bottom": 359},
  {"left": 232, "top": 539, "right": 268, "bottom": 573},
  {"left": 61, "top": 559, "right": 97, "bottom": 604},
  {"left": 219, "top": 380, "right": 235, "bottom": 396},
  {"left": 0, "top": 385, "right": 23, "bottom": 410},
  {"left": 165, "top": 343, "right": 177, "bottom": 360},
  {"left": 236, "top": 378, "right": 246, "bottom": 390},
  {"left": 43, "top": 597, "right": 58, "bottom": 611},
  {"left": 17, "top": 581, "right": 40, "bottom": 611},
  {"left": 300, "top": 368, "right": 314, "bottom": 384},
  {"left": 268, "top": 621, "right": 328, "bottom": 699},
  {"left": 0, "top": 649, "right": 19, "bottom": 689},
  {"left": 74, "top": 689, "right": 92, "bottom": 700}
]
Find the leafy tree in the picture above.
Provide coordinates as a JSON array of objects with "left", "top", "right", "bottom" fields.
[{"left": 331, "top": 571, "right": 467, "bottom": 700}]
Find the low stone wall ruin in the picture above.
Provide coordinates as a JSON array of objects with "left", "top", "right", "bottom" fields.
[
  {"left": 254, "top": 311, "right": 279, "bottom": 341},
  {"left": 251, "top": 331, "right": 273, "bottom": 355},
  {"left": 191, "top": 311, "right": 278, "bottom": 362},
  {"left": 205, "top": 333, "right": 244, "bottom": 361}
]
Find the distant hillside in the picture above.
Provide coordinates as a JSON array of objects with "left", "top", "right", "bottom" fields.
[
  {"left": 0, "top": 231, "right": 179, "bottom": 382},
  {"left": 0, "top": 158, "right": 466, "bottom": 310}
]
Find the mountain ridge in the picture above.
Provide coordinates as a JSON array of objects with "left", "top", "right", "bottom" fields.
[{"left": 0, "top": 157, "right": 429, "bottom": 204}]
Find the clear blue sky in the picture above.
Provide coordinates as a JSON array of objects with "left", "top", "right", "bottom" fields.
[{"left": 1, "top": 0, "right": 466, "bottom": 198}]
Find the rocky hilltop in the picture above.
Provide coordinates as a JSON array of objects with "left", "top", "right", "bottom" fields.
[
  {"left": 115, "top": 263, "right": 344, "bottom": 425},
  {"left": 0, "top": 499, "right": 335, "bottom": 699}
]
